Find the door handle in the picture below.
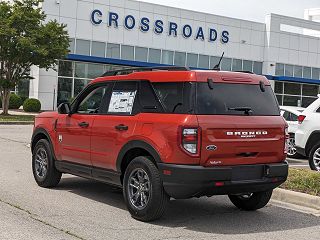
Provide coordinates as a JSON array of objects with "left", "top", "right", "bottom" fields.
[
  {"left": 78, "top": 122, "right": 89, "bottom": 128},
  {"left": 115, "top": 124, "right": 128, "bottom": 131}
]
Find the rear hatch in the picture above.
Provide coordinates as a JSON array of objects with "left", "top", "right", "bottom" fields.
[{"left": 196, "top": 81, "right": 286, "bottom": 167}]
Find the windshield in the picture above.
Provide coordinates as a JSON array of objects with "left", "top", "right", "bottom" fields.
[{"left": 196, "top": 82, "right": 280, "bottom": 116}]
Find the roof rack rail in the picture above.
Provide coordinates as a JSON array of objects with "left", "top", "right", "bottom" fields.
[
  {"left": 235, "top": 70, "right": 254, "bottom": 74},
  {"left": 101, "top": 66, "right": 190, "bottom": 77}
]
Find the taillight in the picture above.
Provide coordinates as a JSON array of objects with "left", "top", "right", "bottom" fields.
[
  {"left": 284, "top": 125, "right": 289, "bottom": 154},
  {"left": 298, "top": 115, "right": 306, "bottom": 124},
  {"left": 180, "top": 127, "right": 201, "bottom": 156}
]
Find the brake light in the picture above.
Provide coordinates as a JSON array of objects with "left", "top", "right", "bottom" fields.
[
  {"left": 284, "top": 125, "right": 289, "bottom": 154},
  {"left": 180, "top": 127, "right": 201, "bottom": 156},
  {"left": 298, "top": 115, "right": 306, "bottom": 124}
]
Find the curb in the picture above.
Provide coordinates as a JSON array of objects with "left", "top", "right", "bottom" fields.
[
  {"left": 0, "top": 121, "right": 34, "bottom": 125},
  {"left": 272, "top": 188, "right": 320, "bottom": 211}
]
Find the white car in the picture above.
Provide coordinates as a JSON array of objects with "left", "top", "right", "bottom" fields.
[
  {"left": 295, "top": 95, "right": 320, "bottom": 171},
  {"left": 280, "top": 106, "right": 305, "bottom": 158}
]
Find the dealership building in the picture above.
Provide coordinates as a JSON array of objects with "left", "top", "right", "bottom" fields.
[{"left": 25, "top": 0, "right": 320, "bottom": 110}]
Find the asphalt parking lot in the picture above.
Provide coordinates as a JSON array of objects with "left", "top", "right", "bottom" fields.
[{"left": 0, "top": 125, "right": 319, "bottom": 240}]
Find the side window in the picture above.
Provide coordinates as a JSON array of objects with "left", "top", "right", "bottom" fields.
[
  {"left": 152, "top": 82, "right": 193, "bottom": 113},
  {"left": 317, "top": 107, "right": 320, "bottom": 113},
  {"left": 282, "top": 111, "right": 290, "bottom": 121},
  {"left": 138, "top": 81, "right": 163, "bottom": 113},
  {"left": 291, "top": 113, "right": 298, "bottom": 121},
  {"left": 76, "top": 84, "right": 112, "bottom": 114},
  {"left": 107, "top": 81, "right": 138, "bottom": 115}
]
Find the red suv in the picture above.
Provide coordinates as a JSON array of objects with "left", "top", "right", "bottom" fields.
[{"left": 31, "top": 66, "right": 288, "bottom": 221}]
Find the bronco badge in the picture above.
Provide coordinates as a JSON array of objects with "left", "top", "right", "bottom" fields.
[{"left": 206, "top": 145, "right": 217, "bottom": 151}]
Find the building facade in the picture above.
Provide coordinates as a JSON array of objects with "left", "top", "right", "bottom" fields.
[{"left": 27, "top": 0, "right": 320, "bottom": 110}]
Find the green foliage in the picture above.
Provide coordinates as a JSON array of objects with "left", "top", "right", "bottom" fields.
[
  {"left": 0, "top": 0, "right": 70, "bottom": 114},
  {"left": 19, "top": 95, "right": 28, "bottom": 105},
  {"left": 23, "top": 98, "right": 41, "bottom": 112},
  {"left": 281, "top": 168, "right": 320, "bottom": 196},
  {"left": 9, "top": 93, "right": 22, "bottom": 109}
]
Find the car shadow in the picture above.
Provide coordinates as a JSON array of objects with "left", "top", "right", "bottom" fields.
[{"left": 55, "top": 176, "right": 319, "bottom": 235}]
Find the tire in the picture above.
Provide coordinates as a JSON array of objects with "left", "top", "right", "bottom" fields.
[
  {"left": 32, "top": 139, "right": 62, "bottom": 188},
  {"left": 123, "top": 156, "right": 169, "bottom": 222},
  {"left": 228, "top": 190, "right": 273, "bottom": 211},
  {"left": 287, "top": 135, "right": 302, "bottom": 159},
  {"left": 308, "top": 142, "right": 320, "bottom": 171}
]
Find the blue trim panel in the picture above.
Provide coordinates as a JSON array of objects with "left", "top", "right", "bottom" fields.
[{"left": 66, "top": 54, "right": 320, "bottom": 85}]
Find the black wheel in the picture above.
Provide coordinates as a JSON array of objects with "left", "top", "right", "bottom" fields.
[
  {"left": 32, "top": 139, "right": 62, "bottom": 188},
  {"left": 123, "top": 156, "right": 169, "bottom": 222},
  {"left": 228, "top": 190, "right": 273, "bottom": 211},
  {"left": 309, "top": 142, "right": 320, "bottom": 171}
]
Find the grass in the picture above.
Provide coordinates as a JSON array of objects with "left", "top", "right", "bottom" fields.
[
  {"left": 280, "top": 168, "right": 320, "bottom": 197},
  {"left": 0, "top": 114, "right": 35, "bottom": 122}
]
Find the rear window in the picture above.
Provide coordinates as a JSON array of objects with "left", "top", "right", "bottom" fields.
[{"left": 196, "top": 82, "right": 280, "bottom": 116}]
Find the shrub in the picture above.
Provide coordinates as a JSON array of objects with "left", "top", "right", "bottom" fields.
[
  {"left": 9, "top": 94, "right": 23, "bottom": 109},
  {"left": 23, "top": 98, "right": 41, "bottom": 112},
  {"left": 19, "top": 95, "right": 28, "bottom": 105}
]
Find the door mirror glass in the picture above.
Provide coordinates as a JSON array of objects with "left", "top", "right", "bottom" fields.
[{"left": 58, "top": 102, "right": 71, "bottom": 114}]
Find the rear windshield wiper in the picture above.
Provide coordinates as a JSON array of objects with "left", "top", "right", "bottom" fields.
[{"left": 228, "top": 107, "right": 253, "bottom": 115}]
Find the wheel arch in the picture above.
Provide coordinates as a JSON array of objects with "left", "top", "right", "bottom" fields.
[
  {"left": 116, "top": 140, "right": 162, "bottom": 175},
  {"left": 31, "top": 128, "right": 55, "bottom": 156},
  {"left": 306, "top": 130, "right": 320, "bottom": 156}
]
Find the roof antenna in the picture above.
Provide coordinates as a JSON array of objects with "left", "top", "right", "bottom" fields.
[{"left": 213, "top": 52, "right": 224, "bottom": 71}]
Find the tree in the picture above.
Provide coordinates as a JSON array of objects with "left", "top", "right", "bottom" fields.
[{"left": 0, "top": 0, "right": 69, "bottom": 115}]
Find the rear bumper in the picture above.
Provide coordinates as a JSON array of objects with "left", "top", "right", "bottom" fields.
[{"left": 158, "top": 162, "right": 288, "bottom": 199}]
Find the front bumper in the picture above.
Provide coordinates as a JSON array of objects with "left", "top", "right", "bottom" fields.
[{"left": 158, "top": 162, "right": 288, "bottom": 199}]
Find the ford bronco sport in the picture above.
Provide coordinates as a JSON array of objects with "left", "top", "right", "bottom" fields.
[{"left": 31, "top": 66, "right": 288, "bottom": 221}]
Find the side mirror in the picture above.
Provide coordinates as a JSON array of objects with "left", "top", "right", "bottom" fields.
[{"left": 57, "top": 102, "right": 71, "bottom": 115}]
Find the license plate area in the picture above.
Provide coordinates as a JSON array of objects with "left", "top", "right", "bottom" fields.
[{"left": 231, "top": 165, "right": 264, "bottom": 181}]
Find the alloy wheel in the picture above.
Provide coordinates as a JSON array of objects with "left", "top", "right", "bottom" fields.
[
  {"left": 287, "top": 137, "right": 297, "bottom": 157},
  {"left": 313, "top": 147, "right": 320, "bottom": 171},
  {"left": 35, "top": 147, "right": 48, "bottom": 179}
]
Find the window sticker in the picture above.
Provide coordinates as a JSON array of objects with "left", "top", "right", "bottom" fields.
[{"left": 108, "top": 91, "right": 137, "bottom": 113}]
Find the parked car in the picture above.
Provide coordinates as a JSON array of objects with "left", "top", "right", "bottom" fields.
[
  {"left": 280, "top": 106, "right": 305, "bottom": 158},
  {"left": 31, "top": 66, "right": 288, "bottom": 221},
  {"left": 295, "top": 95, "right": 320, "bottom": 171}
]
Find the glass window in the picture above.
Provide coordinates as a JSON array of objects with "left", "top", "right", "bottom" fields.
[
  {"left": 106, "top": 43, "right": 120, "bottom": 59},
  {"left": 57, "top": 78, "right": 72, "bottom": 106},
  {"left": 232, "top": 59, "right": 242, "bottom": 71},
  {"left": 149, "top": 48, "right": 161, "bottom": 63},
  {"left": 284, "top": 82, "right": 301, "bottom": 95},
  {"left": 58, "top": 61, "right": 73, "bottom": 77},
  {"left": 209, "top": 56, "right": 220, "bottom": 69},
  {"left": 303, "top": 67, "right": 312, "bottom": 79},
  {"left": 76, "top": 39, "right": 90, "bottom": 55},
  {"left": 276, "top": 94, "right": 283, "bottom": 105},
  {"left": 274, "top": 81, "right": 283, "bottom": 94},
  {"left": 162, "top": 50, "right": 174, "bottom": 65},
  {"left": 275, "top": 63, "right": 284, "bottom": 76},
  {"left": 77, "top": 86, "right": 106, "bottom": 114},
  {"left": 186, "top": 53, "right": 198, "bottom": 68},
  {"left": 294, "top": 66, "right": 303, "bottom": 78},
  {"left": 74, "top": 79, "right": 90, "bottom": 97},
  {"left": 17, "top": 79, "right": 30, "bottom": 98},
  {"left": 196, "top": 83, "right": 280, "bottom": 116},
  {"left": 174, "top": 51, "right": 186, "bottom": 66},
  {"left": 302, "top": 97, "right": 317, "bottom": 108},
  {"left": 75, "top": 62, "right": 88, "bottom": 78},
  {"left": 253, "top": 62, "right": 263, "bottom": 75},
  {"left": 312, "top": 68, "right": 320, "bottom": 80},
  {"left": 87, "top": 63, "right": 104, "bottom": 79},
  {"left": 68, "top": 38, "right": 75, "bottom": 54},
  {"left": 283, "top": 96, "right": 301, "bottom": 106},
  {"left": 121, "top": 45, "right": 134, "bottom": 61},
  {"left": 285, "top": 64, "right": 294, "bottom": 77},
  {"left": 138, "top": 81, "right": 162, "bottom": 113},
  {"left": 302, "top": 84, "right": 319, "bottom": 96},
  {"left": 198, "top": 55, "right": 209, "bottom": 69},
  {"left": 135, "top": 47, "right": 148, "bottom": 62},
  {"left": 221, "top": 58, "right": 232, "bottom": 71},
  {"left": 91, "top": 41, "right": 105, "bottom": 58},
  {"left": 243, "top": 60, "right": 253, "bottom": 72},
  {"left": 152, "top": 82, "right": 193, "bottom": 113},
  {"left": 282, "top": 111, "right": 290, "bottom": 121}
]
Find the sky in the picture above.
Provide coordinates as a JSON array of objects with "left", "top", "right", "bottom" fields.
[{"left": 139, "top": 0, "right": 320, "bottom": 22}]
